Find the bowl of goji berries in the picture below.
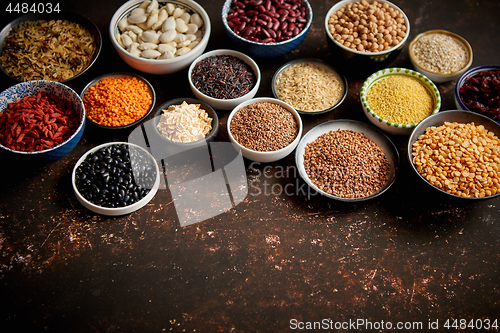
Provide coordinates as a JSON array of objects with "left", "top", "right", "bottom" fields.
[{"left": 0, "top": 80, "right": 86, "bottom": 161}]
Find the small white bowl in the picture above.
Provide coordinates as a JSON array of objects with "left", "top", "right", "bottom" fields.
[
  {"left": 109, "top": 0, "right": 211, "bottom": 75},
  {"left": 409, "top": 30, "right": 473, "bottom": 83},
  {"left": 188, "top": 49, "right": 261, "bottom": 111},
  {"left": 72, "top": 142, "right": 160, "bottom": 216},
  {"left": 360, "top": 68, "right": 441, "bottom": 135},
  {"left": 227, "top": 97, "right": 303, "bottom": 163}
]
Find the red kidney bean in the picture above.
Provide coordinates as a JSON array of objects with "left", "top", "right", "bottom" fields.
[
  {"left": 227, "top": 0, "right": 308, "bottom": 44},
  {"left": 0, "top": 91, "right": 79, "bottom": 152}
]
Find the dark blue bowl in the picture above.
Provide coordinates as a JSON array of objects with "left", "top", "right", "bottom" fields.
[
  {"left": 0, "top": 80, "right": 86, "bottom": 161},
  {"left": 222, "top": 0, "right": 313, "bottom": 58}
]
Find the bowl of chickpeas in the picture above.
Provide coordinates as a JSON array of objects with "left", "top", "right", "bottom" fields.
[{"left": 325, "top": 0, "right": 410, "bottom": 73}]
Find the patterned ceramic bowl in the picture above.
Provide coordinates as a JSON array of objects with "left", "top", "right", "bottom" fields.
[
  {"left": 0, "top": 80, "right": 85, "bottom": 161},
  {"left": 360, "top": 68, "right": 441, "bottom": 135}
]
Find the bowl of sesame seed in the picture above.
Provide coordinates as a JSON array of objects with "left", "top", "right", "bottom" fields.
[
  {"left": 360, "top": 67, "right": 441, "bottom": 135},
  {"left": 409, "top": 30, "right": 473, "bottom": 83},
  {"left": 227, "top": 97, "right": 303, "bottom": 163}
]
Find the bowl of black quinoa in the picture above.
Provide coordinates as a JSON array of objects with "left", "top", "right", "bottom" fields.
[
  {"left": 72, "top": 142, "right": 160, "bottom": 215},
  {"left": 188, "top": 49, "right": 261, "bottom": 111}
]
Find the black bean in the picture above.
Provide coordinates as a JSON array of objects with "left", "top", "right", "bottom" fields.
[{"left": 75, "top": 144, "right": 156, "bottom": 208}]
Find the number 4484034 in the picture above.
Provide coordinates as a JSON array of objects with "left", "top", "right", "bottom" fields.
[{"left": 5, "top": 3, "right": 60, "bottom": 14}]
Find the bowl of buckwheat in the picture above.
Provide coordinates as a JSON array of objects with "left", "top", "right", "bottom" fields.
[
  {"left": 409, "top": 30, "right": 473, "bottom": 83},
  {"left": 227, "top": 97, "right": 303, "bottom": 163},
  {"left": 325, "top": 0, "right": 410, "bottom": 72},
  {"left": 408, "top": 110, "right": 500, "bottom": 199},
  {"left": 296, "top": 119, "right": 399, "bottom": 202}
]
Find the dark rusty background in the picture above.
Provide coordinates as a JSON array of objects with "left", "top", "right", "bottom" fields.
[{"left": 0, "top": 0, "right": 499, "bottom": 332}]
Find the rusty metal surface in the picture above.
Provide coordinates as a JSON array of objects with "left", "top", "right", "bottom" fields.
[{"left": 0, "top": 0, "right": 499, "bottom": 332}]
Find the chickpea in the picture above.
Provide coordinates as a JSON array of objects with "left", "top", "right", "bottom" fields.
[{"left": 328, "top": 0, "right": 407, "bottom": 52}]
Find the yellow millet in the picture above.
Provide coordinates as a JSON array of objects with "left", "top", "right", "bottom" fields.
[{"left": 367, "top": 75, "right": 434, "bottom": 124}]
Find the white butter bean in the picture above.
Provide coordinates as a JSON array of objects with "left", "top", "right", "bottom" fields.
[
  {"left": 126, "top": 31, "right": 138, "bottom": 42},
  {"left": 172, "top": 7, "right": 185, "bottom": 18},
  {"left": 128, "top": 14, "right": 148, "bottom": 24},
  {"left": 126, "top": 25, "right": 143, "bottom": 35},
  {"left": 186, "top": 23, "right": 198, "bottom": 35},
  {"left": 131, "top": 7, "right": 146, "bottom": 16},
  {"left": 152, "top": 8, "right": 168, "bottom": 30},
  {"left": 121, "top": 33, "right": 133, "bottom": 48},
  {"left": 159, "top": 29, "right": 177, "bottom": 43},
  {"left": 128, "top": 42, "right": 141, "bottom": 57},
  {"left": 166, "top": 3, "right": 176, "bottom": 15},
  {"left": 177, "top": 40, "right": 191, "bottom": 48},
  {"left": 115, "top": 33, "right": 124, "bottom": 47},
  {"left": 176, "top": 47, "right": 191, "bottom": 56},
  {"left": 146, "top": 0, "right": 158, "bottom": 13},
  {"left": 162, "top": 16, "right": 176, "bottom": 32},
  {"left": 118, "top": 18, "right": 129, "bottom": 32},
  {"left": 173, "top": 33, "right": 187, "bottom": 43},
  {"left": 190, "top": 13, "right": 203, "bottom": 28},
  {"left": 175, "top": 18, "right": 188, "bottom": 33},
  {"left": 180, "top": 12, "right": 191, "bottom": 24},
  {"left": 146, "top": 9, "right": 159, "bottom": 29},
  {"left": 188, "top": 41, "right": 200, "bottom": 49},
  {"left": 138, "top": 42, "right": 158, "bottom": 50},
  {"left": 141, "top": 30, "right": 160, "bottom": 43},
  {"left": 141, "top": 49, "right": 161, "bottom": 58},
  {"left": 158, "top": 43, "right": 176, "bottom": 54},
  {"left": 138, "top": 1, "right": 150, "bottom": 9},
  {"left": 159, "top": 50, "right": 175, "bottom": 59}
]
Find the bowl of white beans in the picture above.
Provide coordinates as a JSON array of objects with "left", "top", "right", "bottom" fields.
[
  {"left": 109, "top": 0, "right": 211, "bottom": 74},
  {"left": 325, "top": 0, "right": 410, "bottom": 73}
]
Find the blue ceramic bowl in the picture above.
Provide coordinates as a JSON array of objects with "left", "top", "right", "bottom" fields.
[
  {"left": 455, "top": 64, "right": 500, "bottom": 122},
  {"left": 222, "top": 0, "right": 313, "bottom": 58},
  {"left": 0, "top": 80, "right": 86, "bottom": 161}
]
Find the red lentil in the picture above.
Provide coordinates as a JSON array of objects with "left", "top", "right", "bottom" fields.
[
  {"left": 83, "top": 76, "right": 152, "bottom": 127},
  {"left": 0, "top": 91, "right": 79, "bottom": 152}
]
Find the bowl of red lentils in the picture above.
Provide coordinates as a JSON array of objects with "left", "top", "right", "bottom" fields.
[
  {"left": 360, "top": 67, "right": 441, "bottom": 135},
  {"left": 408, "top": 110, "right": 500, "bottom": 199},
  {"left": 325, "top": 0, "right": 410, "bottom": 71},
  {"left": 455, "top": 64, "right": 500, "bottom": 123},
  {"left": 81, "top": 72, "right": 155, "bottom": 130},
  {"left": 409, "top": 30, "right": 473, "bottom": 83},
  {"left": 295, "top": 119, "right": 399, "bottom": 201},
  {"left": 0, "top": 80, "right": 86, "bottom": 161},
  {"left": 227, "top": 97, "right": 303, "bottom": 162}
]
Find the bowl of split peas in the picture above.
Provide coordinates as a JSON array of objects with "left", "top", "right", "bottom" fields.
[
  {"left": 80, "top": 72, "right": 156, "bottom": 130},
  {"left": 360, "top": 67, "right": 441, "bottom": 135},
  {"left": 408, "top": 110, "right": 500, "bottom": 199},
  {"left": 325, "top": 0, "right": 410, "bottom": 71}
]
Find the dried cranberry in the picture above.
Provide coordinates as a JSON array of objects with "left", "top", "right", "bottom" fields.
[{"left": 460, "top": 69, "right": 500, "bottom": 121}]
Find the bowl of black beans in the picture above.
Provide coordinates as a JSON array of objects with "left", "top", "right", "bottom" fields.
[
  {"left": 188, "top": 49, "right": 261, "bottom": 111},
  {"left": 72, "top": 142, "right": 160, "bottom": 215}
]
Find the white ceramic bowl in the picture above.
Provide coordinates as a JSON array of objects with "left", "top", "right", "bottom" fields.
[
  {"left": 227, "top": 97, "right": 303, "bottom": 163},
  {"left": 360, "top": 68, "right": 441, "bottom": 135},
  {"left": 409, "top": 29, "right": 473, "bottom": 83},
  {"left": 324, "top": 0, "right": 410, "bottom": 71},
  {"left": 109, "top": 0, "right": 211, "bottom": 75},
  {"left": 295, "top": 119, "right": 399, "bottom": 202},
  {"left": 188, "top": 49, "right": 261, "bottom": 111},
  {"left": 72, "top": 142, "right": 160, "bottom": 215}
]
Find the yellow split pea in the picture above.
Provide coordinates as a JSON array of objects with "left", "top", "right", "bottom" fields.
[{"left": 367, "top": 75, "right": 434, "bottom": 124}]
